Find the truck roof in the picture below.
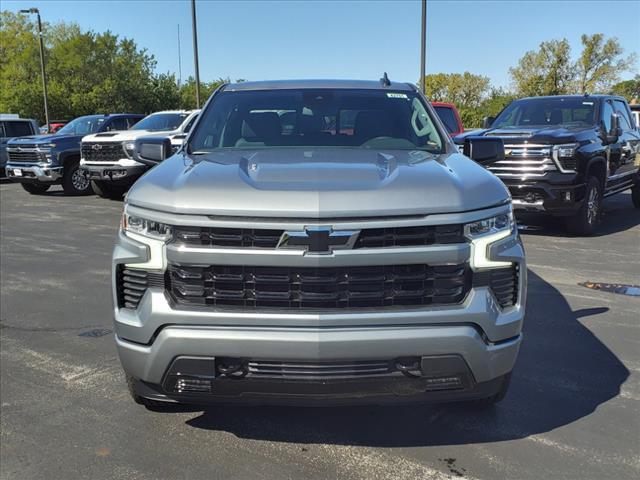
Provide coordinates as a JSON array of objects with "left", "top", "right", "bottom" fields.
[
  {"left": 517, "top": 94, "right": 626, "bottom": 102},
  {"left": 224, "top": 79, "right": 415, "bottom": 92}
]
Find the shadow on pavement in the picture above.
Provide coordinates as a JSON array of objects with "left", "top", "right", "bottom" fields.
[{"left": 172, "top": 270, "right": 628, "bottom": 447}]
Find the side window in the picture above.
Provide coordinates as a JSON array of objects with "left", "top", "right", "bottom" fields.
[
  {"left": 434, "top": 106, "right": 459, "bottom": 134},
  {"left": 127, "top": 117, "right": 141, "bottom": 129},
  {"left": 106, "top": 118, "right": 129, "bottom": 131},
  {"left": 602, "top": 101, "right": 614, "bottom": 132},
  {"left": 0, "top": 122, "right": 6, "bottom": 138},
  {"left": 183, "top": 114, "right": 198, "bottom": 133},
  {"left": 4, "top": 121, "right": 34, "bottom": 137},
  {"left": 613, "top": 100, "right": 633, "bottom": 131}
]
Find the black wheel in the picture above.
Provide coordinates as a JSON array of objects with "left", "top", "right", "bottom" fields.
[
  {"left": 91, "top": 180, "right": 127, "bottom": 200},
  {"left": 62, "top": 159, "right": 93, "bottom": 195},
  {"left": 126, "top": 374, "right": 172, "bottom": 409},
  {"left": 469, "top": 373, "right": 511, "bottom": 408},
  {"left": 566, "top": 176, "right": 603, "bottom": 235},
  {"left": 21, "top": 182, "right": 51, "bottom": 194},
  {"left": 632, "top": 181, "right": 640, "bottom": 209}
]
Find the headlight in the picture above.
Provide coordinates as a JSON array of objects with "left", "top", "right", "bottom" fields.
[
  {"left": 121, "top": 213, "right": 172, "bottom": 241},
  {"left": 123, "top": 141, "right": 136, "bottom": 158},
  {"left": 464, "top": 209, "right": 514, "bottom": 238},
  {"left": 465, "top": 207, "right": 515, "bottom": 269},
  {"left": 552, "top": 143, "right": 579, "bottom": 172},
  {"left": 36, "top": 143, "right": 56, "bottom": 150}
]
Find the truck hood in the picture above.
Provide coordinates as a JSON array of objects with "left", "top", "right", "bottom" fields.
[
  {"left": 8, "top": 133, "right": 82, "bottom": 145},
  {"left": 455, "top": 125, "right": 595, "bottom": 145},
  {"left": 127, "top": 148, "right": 509, "bottom": 218},
  {"left": 83, "top": 129, "right": 180, "bottom": 143}
]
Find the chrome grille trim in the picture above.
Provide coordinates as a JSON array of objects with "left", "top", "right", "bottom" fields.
[{"left": 488, "top": 143, "right": 557, "bottom": 179}]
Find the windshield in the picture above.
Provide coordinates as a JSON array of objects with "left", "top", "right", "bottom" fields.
[
  {"left": 57, "top": 116, "right": 106, "bottom": 135},
  {"left": 131, "top": 113, "right": 188, "bottom": 132},
  {"left": 189, "top": 89, "right": 444, "bottom": 153},
  {"left": 493, "top": 97, "right": 597, "bottom": 129}
]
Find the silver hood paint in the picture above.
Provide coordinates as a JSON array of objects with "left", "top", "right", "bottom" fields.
[{"left": 126, "top": 148, "right": 509, "bottom": 218}]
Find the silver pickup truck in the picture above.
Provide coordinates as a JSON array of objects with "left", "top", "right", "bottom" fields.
[{"left": 113, "top": 79, "right": 526, "bottom": 408}]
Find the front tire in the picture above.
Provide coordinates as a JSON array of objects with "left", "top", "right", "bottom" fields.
[
  {"left": 91, "top": 180, "right": 127, "bottom": 200},
  {"left": 62, "top": 160, "right": 93, "bottom": 195},
  {"left": 21, "top": 182, "right": 51, "bottom": 195},
  {"left": 566, "top": 176, "right": 602, "bottom": 235}
]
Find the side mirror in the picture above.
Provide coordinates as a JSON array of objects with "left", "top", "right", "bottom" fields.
[
  {"left": 604, "top": 113, "right": 622, "bottom": 144},
  {"left": 482, "top": 116, "right": 495, "bottom": 129},
  {"left": 133, "top": 136, "right": 173, "bottom": 166},
  {"left": 463, "top": 136, "right": 505, "bottom": 165}
]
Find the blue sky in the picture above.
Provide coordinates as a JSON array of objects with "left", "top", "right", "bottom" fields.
[{"left": 4, "top": 0, "right": 639, "bottom": 88}]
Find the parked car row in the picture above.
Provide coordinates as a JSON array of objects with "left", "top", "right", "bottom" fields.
[
  {"left": 3, "top": 110, "right": 199, "bottom": 197},
  {"left": 3, "top": 92, "right": 639, "bottom": 236}
]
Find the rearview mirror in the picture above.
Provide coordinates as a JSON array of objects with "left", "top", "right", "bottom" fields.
[
  {"left": 482, "top": 116, "right": 495, "bottom": 129},
  {"left": 133, "top": 136, "right": 173, "bottom": 166},
  {"left": 463, "top": 136, "right": 505, "bottom": 165}
]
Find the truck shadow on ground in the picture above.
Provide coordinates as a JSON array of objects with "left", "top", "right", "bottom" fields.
[
  {"left": 176, "top": 269, "right": 628, "bottom": 447},
  {"left": 516, "top": 192, "right": 639, "bottom": 237}
]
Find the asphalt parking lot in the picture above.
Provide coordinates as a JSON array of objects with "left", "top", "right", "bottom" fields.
[{"left": 1, "top": 181, "right": 638, "bottom": 480}]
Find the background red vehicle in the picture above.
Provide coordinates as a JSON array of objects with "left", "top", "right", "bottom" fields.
[{"left": 432, "top": 101, "right": 464, "bottom": 136}]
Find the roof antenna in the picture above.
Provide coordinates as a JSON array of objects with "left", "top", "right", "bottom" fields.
[{"left": 380, "top": 72, "right": 391, "bottom": 87}]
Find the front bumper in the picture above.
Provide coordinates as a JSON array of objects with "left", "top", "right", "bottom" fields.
[
  {"left": 5, "top": 162, "right": 63, "bottom": 182},
  {"left": 113, "top": 222, "right": 526, "bottom": 404},
  {"left": 80, "top": 159, "right": 146, "bottom": 181},
  {"left": 506, "top": 180, "right": 586, "bottom": 215}
]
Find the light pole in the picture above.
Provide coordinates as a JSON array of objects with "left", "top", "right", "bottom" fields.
[
  {"left": 20, "top": 8, "right": 50, "bottom": 128},
  {"left": 420, "top": 0, "right": 426, "bottom": 94},
  {"left": 191, "top": 0, "right": 201, "bottom": 108}
]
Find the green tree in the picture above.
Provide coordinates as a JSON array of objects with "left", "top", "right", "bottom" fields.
[
  {"left": 0, "top": 11, "right": 212, "bottom": 122},
  {"left": 422, "top": 72, "right": 491, "bottom": 127},
  {"left": 611, "top": 75, "right": 640, "bottom": 101},
  {"left": 576, "top": 34, "right": 637, "bottom": 94},
  {"left": 509, "top": 39, "right": 574, "bottom": 97}
]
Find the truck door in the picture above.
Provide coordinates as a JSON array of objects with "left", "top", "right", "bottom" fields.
[
  {"left": 602, "top": 100, "right": 624, "bottom": 183},
  {"left": 612, "top": 99, "right": 640, "bottom": 182}
]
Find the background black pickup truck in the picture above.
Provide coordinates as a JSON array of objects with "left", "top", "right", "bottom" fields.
[{"left": 455, "top": 95, "right": 640, "bottom": 235}]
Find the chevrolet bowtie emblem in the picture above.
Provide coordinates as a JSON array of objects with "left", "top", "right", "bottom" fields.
[
  {"left": 277, "top": 227, "right": 360, "bottom": 254},
  {"left": 92, "top": 144, "right": 102, "bottom": 150}
]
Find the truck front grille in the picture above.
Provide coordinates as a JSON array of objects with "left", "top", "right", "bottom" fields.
[
  {"left": 488, "top": 144, "right": 557, "bottom": 179},
  {"left": 82, "top": 142, "right": 125, "bottom": 162},
  {"left": 167, "top": 263, "right": 471, "bottom": 309},
  {"left": 173, "top": 224, "right": 466, "bottom": 249},
  {"left": 7, "top": 147, "right": 45, "bottom": 163}
]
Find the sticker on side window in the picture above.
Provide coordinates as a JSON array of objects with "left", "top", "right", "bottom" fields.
[{"left": 387, "top": 93, "right": 408, "bottom": 99}]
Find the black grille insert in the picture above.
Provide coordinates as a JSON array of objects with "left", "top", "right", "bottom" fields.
[
  {"left": 82, "top": 142, "right": 125, "bottom": 162},
  {"left": 247, "top": 360, "right": 394, "bottom": 379},
  {"left": 116, "top": 267, "right": 164, "bottom": 309},
  {"left": 173, "top": 224, "right": 466, "bottom": 249},
  {"left": 7, "top": 148, "right": 44, "bottom": 163},
  {"left": 167, "top": 263, "right": 471, "bottom": 309},
  {"left": 488, "top": 265, "right": 519, "bottom": 308}
]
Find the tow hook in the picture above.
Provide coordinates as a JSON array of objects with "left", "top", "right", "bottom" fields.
[
  {"left": 216, "top": 358, "right": 249, "bottom": 378},
  {"left": 395, "top": 357, "right": 423, "bottom": 378}
]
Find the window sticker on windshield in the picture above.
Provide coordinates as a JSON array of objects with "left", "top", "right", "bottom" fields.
[
  {"left": 387, "top": 93, "right": 408, "bottom": 99},
  {"left": 582, "top": 102, "right": 594, "bottom": 105}
]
